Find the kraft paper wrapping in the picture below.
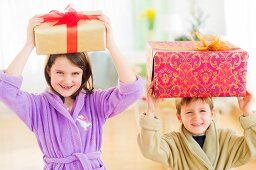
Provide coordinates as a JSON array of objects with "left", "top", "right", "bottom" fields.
[{"left": 34, "top": 11, "right": 106, "bottom": 55}]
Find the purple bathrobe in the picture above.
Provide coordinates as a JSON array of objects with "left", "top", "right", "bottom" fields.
[{"left": 0, "top": 71, "right": 144, "bottom": 170}]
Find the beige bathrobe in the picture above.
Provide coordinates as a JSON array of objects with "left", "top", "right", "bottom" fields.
[{"left": 138, "top": 114, "right": 256, "bottom": 170}]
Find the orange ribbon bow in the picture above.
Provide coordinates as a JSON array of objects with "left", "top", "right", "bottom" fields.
[{"left": 191, "top": 32, "right": 231, "bottom": 51}]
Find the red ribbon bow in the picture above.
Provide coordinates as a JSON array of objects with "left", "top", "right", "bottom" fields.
[{"left": 41, "top": 5, "right": 100, "bottom": 53}]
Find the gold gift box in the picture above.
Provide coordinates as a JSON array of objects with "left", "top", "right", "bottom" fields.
[{"left": 34, "top": 11, "right": 106, "bottom": 55}]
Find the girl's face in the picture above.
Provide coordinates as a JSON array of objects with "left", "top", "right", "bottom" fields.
[
  {"left": 176, "top": 99, "right": 213, "bottom": 135},
  {"left": 48, "top": 56, "right": 83, "bottom": 98}
]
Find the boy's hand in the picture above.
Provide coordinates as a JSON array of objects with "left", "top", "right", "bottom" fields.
[
  {"left": 237, "top": 90, "right": 254, "bottom": 116},
  {"left": 146, "top": 80, "right": 159, "bottom": 117}
]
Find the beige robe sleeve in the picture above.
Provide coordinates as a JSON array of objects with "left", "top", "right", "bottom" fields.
[
  {"left": 137, "top": 114, "right": 172, "bottom": 166},
  {"left": 239, "top": 114, "right": 256, "bottom": 159},
  {"left": 220, "top": 114, "right": 256, "bottom": 168}
]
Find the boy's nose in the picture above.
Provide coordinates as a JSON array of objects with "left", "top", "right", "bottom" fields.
[{"left": 193, "top": 112, "right": 201, "bottom": 119}]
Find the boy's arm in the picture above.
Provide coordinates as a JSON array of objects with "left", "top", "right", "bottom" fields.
[
  {"left": 225, "top": 91, "right": 256, "bottom": 167},
  {"left": 240, "top": 113, "right": 256, "bottom": 158},
  {"left": 137, "top": 82, "right": 174, "bottom": 166},
  {"left": 6, "top": 16, "right": 43, "bottom": 76},
  {"left": 145, "top": 80, "right": 157, "bottom": 117},
  {"left": 223, "top": 113, "right": 256, "bottom": 168},
  {"left": 238, "top": 90, "right": 256, "bottom": 160},
  {"left": 97, "top": 15, "right": 136, "bottom": 84},
  {"left": 137, "top": 114, "right": 171, "bottom": 166}
]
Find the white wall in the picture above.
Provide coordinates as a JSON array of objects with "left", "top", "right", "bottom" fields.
[{"left": 0, "top": 0, "right": 255, "bottom": 94}]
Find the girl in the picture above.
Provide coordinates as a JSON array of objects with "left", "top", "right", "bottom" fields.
[{"left": 0, "top": 15, "right": 144, "bottom": 169}]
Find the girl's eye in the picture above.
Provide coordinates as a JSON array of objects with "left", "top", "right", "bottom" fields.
[
  {"left": 200, "top": 110, "right": 206, "bottom": 112},
  {"left": 56, "top": 71, "right": 63, "bottom": 74},
  {"left": 186, "top": 112, "right": 192, "bottom": 114},
  {"left": 72, "top": 72, "right": 80, "bottom": 75}
]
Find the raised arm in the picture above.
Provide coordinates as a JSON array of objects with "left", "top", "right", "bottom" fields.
[
  {"left": 97, "top": 15, "right": 136, "bottom": 84},
  {"left": 6, "top": 16, "right": 43, "bottom": 76},
  {"left": 237, "top": 90, "right": 254, "bottom": 116},
  {"left": 225, "top": 90, "right": 256, "bottom": 167},
  {"left": 146, "top": 80, "right": 157, "bottom": 117},
  {"left": 137, "top": 81, "right": 172, "bottom": 165},
  {"left": 0, "top": 16, "right": 44, "bottom": 130}
]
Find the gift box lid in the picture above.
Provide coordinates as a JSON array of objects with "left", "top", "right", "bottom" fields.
[
  {"left": 34, "top": 10, "right": 106, "bottom": 55},
  {"left": 148, "top": 41, "right": 241, "bottom": 52}
]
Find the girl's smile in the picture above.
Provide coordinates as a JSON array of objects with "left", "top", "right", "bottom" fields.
[{"left": 48, "top": 56, "right": 83, "bottom": 99}]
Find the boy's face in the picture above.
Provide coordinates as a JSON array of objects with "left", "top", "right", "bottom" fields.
[
  {"left": 176, "top": 99, "right": 213, "bottom": 135},
  {"left": 48, "top": 56, "right": 83, "bottom": 99}
]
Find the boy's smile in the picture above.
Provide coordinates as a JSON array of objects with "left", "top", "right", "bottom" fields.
[{"left": 177, "top": 99, "right": 213, "bottom": 135}]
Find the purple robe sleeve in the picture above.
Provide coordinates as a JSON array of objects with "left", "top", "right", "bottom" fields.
[
  {"left": 92, "top": 76, "right": 144, "bottom": 120},
  {"left": 0, "top": 71, "right": 38, "bottom": 130}
]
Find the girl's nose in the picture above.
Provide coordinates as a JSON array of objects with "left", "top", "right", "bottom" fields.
[{"left": 63, "top": 75, "right": 73, "bottom": 83}]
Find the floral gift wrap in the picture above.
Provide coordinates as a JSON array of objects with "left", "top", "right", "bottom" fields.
[
  {"left": 34, "top": 6, "right": 106, "bottom": 55},
  {"left": 146, "top": 41, "right": 249, "bottom": 98}
]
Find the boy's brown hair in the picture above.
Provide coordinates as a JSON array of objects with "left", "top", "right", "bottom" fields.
[{"left": 175, "top": 97, "right": 214, "bottom": 114}]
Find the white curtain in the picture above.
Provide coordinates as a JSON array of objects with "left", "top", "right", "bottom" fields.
[
  {"left": 224, "top": 0, "right": 256, "bottom": 93},
  {"left": 0, "top": 0, "right": 133, "bottom": 92}
]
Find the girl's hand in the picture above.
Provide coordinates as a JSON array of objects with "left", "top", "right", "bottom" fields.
[
  {"left": 237, "top": 90, "right": 254, "bottom": 116},
  {"left": 26, "top": 16, "right": 44, "bottom": 48},
  {"left": 97, "top": 14, "right": 116, "bottom": 50},
  {"left": 146, "top": 80, "right": 158, "bottom": 117}
]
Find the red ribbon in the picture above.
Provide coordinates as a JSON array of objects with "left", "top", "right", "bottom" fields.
[{"left": 41, "top": 6, "right": 100, "bottom": 53}]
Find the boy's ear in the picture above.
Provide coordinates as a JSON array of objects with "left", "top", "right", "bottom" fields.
[
  {"left": 176, "top": 112, "right": 182, "bottom": 123},
  {"left": 211, "top": 108, "right": 216, "bottom": 117}
]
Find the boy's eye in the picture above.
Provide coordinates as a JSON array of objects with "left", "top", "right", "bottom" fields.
[
  {"left": 186, "top": 112, "right": 192, "bottom": 114},
  {"left": 200, "top": 110, "right": 206, "bottom": 112}
]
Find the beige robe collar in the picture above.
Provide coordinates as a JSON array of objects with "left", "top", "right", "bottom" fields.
[{"left": 180, "top": 121, "right": 219, "bottom": 169}]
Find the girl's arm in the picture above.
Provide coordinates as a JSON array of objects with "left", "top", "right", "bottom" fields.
[
  {"left": 0, "top": 16, "right": 44, "bottom": 130},
  {"left": 6, "top": 16, "right": 43, "bottom": 76},
  {"left": 98, "top": 15, "right": 136, "bottom": 84}
]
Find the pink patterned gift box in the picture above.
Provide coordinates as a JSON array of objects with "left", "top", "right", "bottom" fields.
[{"left": 146, "top": 41, "right": 249, "bottom": 98}]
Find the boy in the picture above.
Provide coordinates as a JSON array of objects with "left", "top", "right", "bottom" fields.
[{"left": 138, "top": 83, "right": 256, "bottom": 170}]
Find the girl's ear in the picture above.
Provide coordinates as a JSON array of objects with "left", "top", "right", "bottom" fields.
[{"left": 176, "top": 112, "right": 182, "bottom": 123}]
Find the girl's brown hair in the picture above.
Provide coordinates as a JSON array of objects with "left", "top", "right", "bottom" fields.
[
  {"left": 44, "top": 52, "right": 94, "bottom": 99},
  {"left": 175, "top": 97, "right": 214, "bottom": 114}
]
